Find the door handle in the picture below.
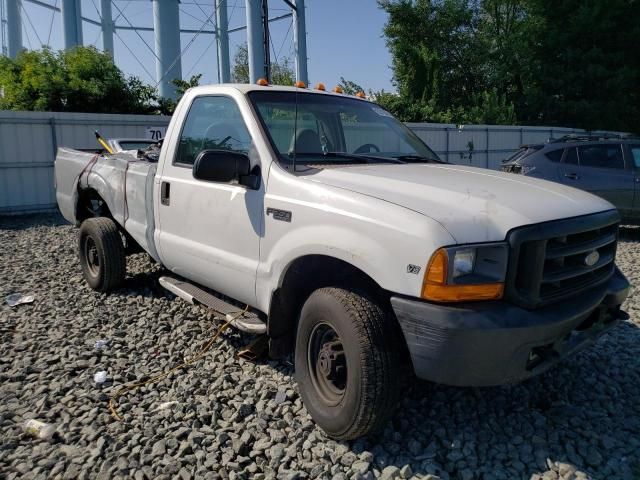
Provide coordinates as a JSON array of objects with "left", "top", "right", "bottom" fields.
[
  {"left": 160, "top": 181, "right": 170, "bottom": 206},
  {"left": 564, "top": 173, "right": 579, "bottom": 180}
]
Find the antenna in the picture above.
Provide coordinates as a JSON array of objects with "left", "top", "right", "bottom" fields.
[{"left": 292, "top": 87, "right": 299, "bottom": 172}]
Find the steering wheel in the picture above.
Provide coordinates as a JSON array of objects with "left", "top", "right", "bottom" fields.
[{"left": 353, "top": 143, "right": 380, "bottom": 154}]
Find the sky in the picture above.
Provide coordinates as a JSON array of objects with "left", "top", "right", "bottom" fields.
[{"left": 8, "top": 0, "right": 395, "bottom": 93}]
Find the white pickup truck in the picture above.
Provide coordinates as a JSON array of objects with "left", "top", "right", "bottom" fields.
[{"left": 55, "top": 83, "right": 630, "bottom": 439}]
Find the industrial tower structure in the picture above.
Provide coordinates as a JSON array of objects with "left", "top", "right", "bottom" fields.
[{"left": 1, "top": 0, "right": 308, "bottom": 99}]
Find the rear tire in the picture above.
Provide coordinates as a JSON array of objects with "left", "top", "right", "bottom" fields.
[
  {"left": 295, "top": 287, "right": 402, "bottom": 440},
  {"left": 78, "top": 217, "right": 126, "bottom": 292}
]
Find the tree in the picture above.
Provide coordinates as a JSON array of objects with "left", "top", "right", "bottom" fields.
[
  {"left": 379, "top": 0, "right": 640, "bottom": 131},
  {"left": 380, "top": 0, "right": 486, "bottom": 106},
  {"left": 0, "top": 46, "right": 157, "bottom": 114},
  {"left": 378, "top": 0, "right": 519, "bottom": 124},
  {"left": 522, "top": 0, "right": 640, "bottom": 131},
  {"left": 231, "top": 43, "right": 295, "bottom": 86},
  {"left": 338, "top": 77, "right": 365, "bottom": 95},
  {"left": 156, "top": 74, "right": 203, "bottom": 115}
]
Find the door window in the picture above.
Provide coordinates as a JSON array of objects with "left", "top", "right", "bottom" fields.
[
  {"left": 577, "top": 144, "right": 624, "bottom": 170},
  {"left": 629, "top": 145, "right": 640, "bottom": 169},
  {"left": 544, "top": 148, "right": 563, "bottom": 162},
  {"left": 175, "top": 96, "right": 252, "bottom": 166},
  {"left": 564, "top": 147, "right": 578, "bottom": 165}
]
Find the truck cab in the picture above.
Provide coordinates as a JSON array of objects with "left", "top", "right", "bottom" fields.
[{"left": 55, "top": 83, "right": 630, "bottom": 440}]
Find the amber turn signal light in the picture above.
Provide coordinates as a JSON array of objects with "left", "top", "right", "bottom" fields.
[
  {"left": 294, "top": 80, "right": 306, "bottom": 88},
  {"left": 421, "top": 248, "right": 504, "bottom": 302},
  {"left": 256, "top": 78, "right": 269, "bottom": 86},
  {"left": 355, "top": 91, "right": 366, "bottom": 98},
  {"left": 332, "top": 86, "right": 343, "bottom": 94},
  {"left": 315, "top": 83, "right": 326, "bottom": 91}
]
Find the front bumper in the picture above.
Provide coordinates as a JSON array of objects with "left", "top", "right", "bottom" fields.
[{"left": 391, "top": 267, "right": 630, "bottom": 387}]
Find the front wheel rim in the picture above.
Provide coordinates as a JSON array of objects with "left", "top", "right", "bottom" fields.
[
  {"left": 83, "top": 236, "right": 100, "bottom": 277},
  {"left": 307, "top": 322, "right": 347, "bottom": 407}
]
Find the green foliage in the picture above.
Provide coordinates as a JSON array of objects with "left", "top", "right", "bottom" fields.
[
  {"left": 379, "top": 0, "right": 640, "bottom": 131},
  {"left": 156, "top": 74, "right": 204, "bottom": 115},
  {"left": 0, "top": 46, "right": 157, "bottom": 114},
  {"left": 231, "top": 43, "right": 295, "bottom": 86},
  {"left": 523, "top": 0, "right": 640, "bottom": 131},
  {"left": 338, "top": 77, "right": 365, "bottom": 96}
]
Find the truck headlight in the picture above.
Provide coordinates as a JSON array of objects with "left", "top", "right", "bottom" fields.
[
  {"left": 422, "top": 243, "right": 508, "bottom": 302},
  {"left": 452, "top": 248, "right": 475, "bottom": 278}
]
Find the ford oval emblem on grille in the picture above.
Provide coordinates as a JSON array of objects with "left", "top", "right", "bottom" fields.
[{"left": 584, "top": 250, "right": 600, "bottom": 266}]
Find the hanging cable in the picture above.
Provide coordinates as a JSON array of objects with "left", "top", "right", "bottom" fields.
[
  {"left": 227, "top": 0, "right": 238, "bottom": 24},
  {"left": 46, "top": 0, "right": 58, "bottom": 45},
  {"left": 114, "top": 29, "right": 156, "bottom": 82},
  {"left": 91, "top": 30, "right": 102, "bottom": 47},
  {"left": 186, "top": 37, "right": 216, "bottom": 77},
  {"left": 277, "top": 18, "right": 293, "bottom": 61},
  {"left": 180, "top": 6, "right": 215, "bottom": 28},
  {"left": 88, "top": 0, "right": 104, "bottom": 46},
  {"left": 112, "top": 0, "right": 161, "bottom": 63},
  {"left": 112, "top": 0, "right": 132, "bottom": 23},
  {"left": 192, "top": 0, "right": 216, "bottom": 28},
  {"left": 153, "top": 10, "right": 216, "bottom": 89},
  {"left": 90, "top": 0, "right": 102, "bottom": 21},
  {"left": 21, "top": 3, "right": 43, "bottom": 46}
]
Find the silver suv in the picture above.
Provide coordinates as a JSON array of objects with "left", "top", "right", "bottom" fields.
[{"left": 501, "top": 134, "right": 640, "bottom": 224}]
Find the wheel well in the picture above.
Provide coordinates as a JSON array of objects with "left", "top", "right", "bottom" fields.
[
  {"left": 75, "top": 188, "right": 143, "bottom": 255},
  {"left": 267, "top": 255, "right": 390, "bottom": 358},
  {"left": 76, "top": 188, "right": 113, "bottom": 224}
]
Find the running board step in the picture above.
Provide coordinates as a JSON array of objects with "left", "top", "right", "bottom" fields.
[{"left": 159, "top": 276, "right": 266, "bottom": 335}]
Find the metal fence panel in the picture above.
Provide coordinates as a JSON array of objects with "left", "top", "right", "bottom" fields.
[
  {"left": 0, "top": 110, "right": 624, "bottom": 214},
  {"left": 0, "top": 111, "right": 171, "bottom": 214}
]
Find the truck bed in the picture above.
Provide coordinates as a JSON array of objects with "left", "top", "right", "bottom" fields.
[{"left": 54, "top": 147, "right": 159, "bottom": 260}]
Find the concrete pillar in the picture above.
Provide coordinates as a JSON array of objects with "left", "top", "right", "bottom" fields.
[
  {"left": 215, "top": 0, "right": 230, "bottom": 83},
  {"left": 293, "top": 0, "right": 308, "bottom": 84},
  {"left": 61, "top": 0, "right": 83, "bottom": 49},
  {"left": 7, "top": 0, "right": 22, "bottom": 58},
  {"left": 152, "top": 0, "right": 182, "bottom": 100},
  {"left": 245, "top": 0, "right": 265, "bottom": 83},
  {"left": 101, "top": 0, "right": 114, "bottom": 55}
]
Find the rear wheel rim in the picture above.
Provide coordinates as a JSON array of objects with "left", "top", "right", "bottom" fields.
[
  {"left": 307, "top": 322, "right": 347, "bottom": 407},
  {"left": 83, "top": 236, "right": 100, "bottom": 277}
]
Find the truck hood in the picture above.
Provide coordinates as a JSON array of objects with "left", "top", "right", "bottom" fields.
[{"left": 306, "top": 163, "right": 615, "bottom": 244}]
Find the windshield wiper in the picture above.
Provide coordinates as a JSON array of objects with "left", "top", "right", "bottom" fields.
[
  {"left": 289, "top": 152, "right": 405, "bottom": 164},
  {"left": 392, "top": 154, "right": 445, "bottom": 164}
]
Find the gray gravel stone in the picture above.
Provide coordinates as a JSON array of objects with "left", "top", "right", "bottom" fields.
[{"left": 2, "top": 213, "right": 640, "bottom": 480}]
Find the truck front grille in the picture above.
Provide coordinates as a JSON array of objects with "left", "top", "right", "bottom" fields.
[{"left": 505, "top": 210, "right": 619, "bottom": 309}]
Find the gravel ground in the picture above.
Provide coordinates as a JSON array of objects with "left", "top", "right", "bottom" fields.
[{"left": 1, "top": 213, "right": 639, "bottom": 480}]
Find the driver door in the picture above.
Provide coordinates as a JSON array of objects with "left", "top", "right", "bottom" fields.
[{"left": 155, "top": 95, "right": 263, "bottom": 306}]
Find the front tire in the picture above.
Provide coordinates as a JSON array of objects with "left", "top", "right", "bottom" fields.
[
  {"left": 78, "top": 217, "right": 126, "bottom": 292},
  {"left": 295, "top": 287, "right": 402, "bottom": 440}
]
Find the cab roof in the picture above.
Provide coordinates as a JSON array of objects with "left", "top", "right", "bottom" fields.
[{"left": 187, "top": 83, "right": 368, "bottom": 101}]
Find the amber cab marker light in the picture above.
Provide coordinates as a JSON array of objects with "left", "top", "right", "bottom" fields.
[
  {"left": 256, "top": 78, "right": 269, "bottom": 86},
  {"left": 355, "top": 91, "right": 366, "bottom": 99},
  {"left": 421, "top": 248, "right": 504, "bottom": 302},
  {"left": 294, "top": 80, "right": 306, "bottom": 88},
  {"left": 333, "top": 86, "right": 343, "bottom": 94},
  {"left": 315, "top": 82, "right": 326, "bottom": 91}
]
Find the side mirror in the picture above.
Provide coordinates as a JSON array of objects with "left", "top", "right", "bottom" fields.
[{"left": 193, "top": 149, "right": 251, "bottom": 184}]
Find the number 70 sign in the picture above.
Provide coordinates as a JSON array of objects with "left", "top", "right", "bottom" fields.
[{"left": 145, "top": 126, "right": 167, "bottom": 141}]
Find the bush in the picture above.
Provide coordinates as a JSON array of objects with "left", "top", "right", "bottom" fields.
[{"left": 0, "top": 46, "right": 157, "bottom": 114}]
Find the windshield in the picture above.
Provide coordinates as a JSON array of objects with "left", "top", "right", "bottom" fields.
[{"left": 248, "top": 91, "right": 441, "bottom": 167}]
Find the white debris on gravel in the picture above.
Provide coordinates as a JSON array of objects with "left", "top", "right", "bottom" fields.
[{"left": 1, "top": 213, "right": 639, "bottom": 480}]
